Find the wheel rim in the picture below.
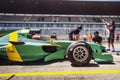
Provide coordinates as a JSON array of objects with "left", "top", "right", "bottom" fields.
[{"left": 73, "top": 46, "right": 89, "bottom": 62}]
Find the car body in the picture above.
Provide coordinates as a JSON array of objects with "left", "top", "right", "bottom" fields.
[{"left": 0, "top": 29, "right": 113, "bottom": 66}]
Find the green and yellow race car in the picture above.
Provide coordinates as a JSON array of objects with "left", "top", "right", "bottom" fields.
[{"left": 0, "top": 29, "right": 113, "bottom": 66}]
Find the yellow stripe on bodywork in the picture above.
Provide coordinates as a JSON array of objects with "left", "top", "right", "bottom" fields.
[
  {"left": 9, "top": 31, "right": 18, "bottom": 42},
  {"left": 6, "top": 31, "right": 23, "bottom": 62}
]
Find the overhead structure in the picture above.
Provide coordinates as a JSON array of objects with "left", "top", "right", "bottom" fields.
[{"left": 0, "top": 0, "right": 120, "bottom": 15}]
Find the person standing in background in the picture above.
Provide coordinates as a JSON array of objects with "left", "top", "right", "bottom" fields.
[
  {"left": 88, "top": 33, "right": 92, "bottom": 42},
  {"left": 104, "top": 21, "right": 116, "bottom": 52},
  {"left": 92, "top": 31, "right": 102, "bottom": 44},
  {"left": 69, "top": 26, "right": 82, "bottom": 41}
]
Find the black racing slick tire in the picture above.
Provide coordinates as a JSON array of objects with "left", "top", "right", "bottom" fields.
[{"left": 67, "top": 42, "right": 92, "bottom": 66}]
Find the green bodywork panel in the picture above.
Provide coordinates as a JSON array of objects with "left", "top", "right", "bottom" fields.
[
  {"left": 13, "top": 41, "right": 70, "bottom": 62},
  {"left": 89, "top": 43, "right": 113, "bottom": 63},
  {"left": 0, "top": 29, "right": 113, "bottom": 63},
  {"left": 0, "top": 46, "right": 8, "bottom": 60}
]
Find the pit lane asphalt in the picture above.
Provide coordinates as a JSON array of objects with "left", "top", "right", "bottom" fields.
[{"left": 0, "top": 42, "right": 120, "bottom": 80}]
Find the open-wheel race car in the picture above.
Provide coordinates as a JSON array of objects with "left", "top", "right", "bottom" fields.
[{"left": 0, "top": 29, "right": 113, "bottom": 66}]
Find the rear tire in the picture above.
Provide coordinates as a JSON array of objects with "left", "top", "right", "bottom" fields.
[{"left": 67, "top": 42, "right": 92, "bottom": 66}]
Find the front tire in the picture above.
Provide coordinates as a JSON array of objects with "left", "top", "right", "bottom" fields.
[{"left": 68, "top": 42, "right": 92, "bottom": 66}]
